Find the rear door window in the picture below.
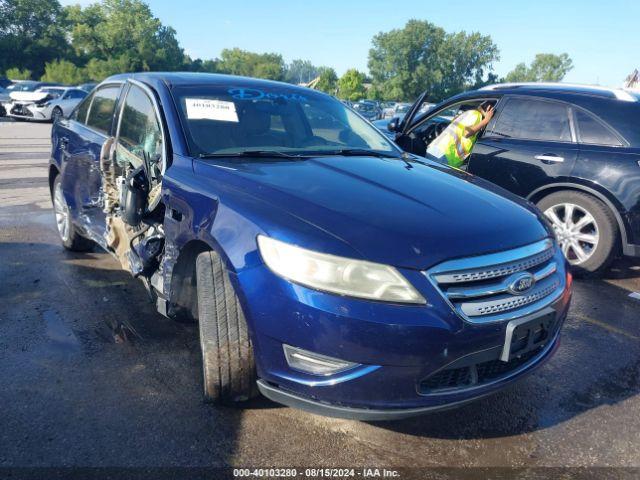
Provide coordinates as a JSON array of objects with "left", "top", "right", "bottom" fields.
[
  {"left": 574, "top": 110, "right": 623, "bottom": 146},
  {"left": 491, "top": 98, "right": 573, "bottom": 142},
  {"left": 86, "top": 85, "right": 120, "bottom": 134}
]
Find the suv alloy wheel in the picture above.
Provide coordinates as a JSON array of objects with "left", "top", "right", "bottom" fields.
[{"left": 538, "top": 191, "right": 618, "bottom": 275}]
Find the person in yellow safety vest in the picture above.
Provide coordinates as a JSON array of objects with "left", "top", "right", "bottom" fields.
[{"left": 426, "top": 102, "right": 495, "bottom": 169}]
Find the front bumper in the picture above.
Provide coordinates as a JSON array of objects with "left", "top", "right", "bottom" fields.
[
  {"left": 236, "top": 246, "right": 571, "bottom": 417},
  {"left": 257, "top": 329, "right": 560, "bottom": 421},
  {"left": 7, "top": 103, "right": 50, "bottom": 121}
]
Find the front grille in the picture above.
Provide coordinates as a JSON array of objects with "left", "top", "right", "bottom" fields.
[
  {"left": 420, "top": 347, "right": 542, "bottom": 393},
  {"left": 427, "top": 239, "right": 564, "bottom": 323},
  {"left": 10, "top": 104, "right": 33, "bottom": 117}
]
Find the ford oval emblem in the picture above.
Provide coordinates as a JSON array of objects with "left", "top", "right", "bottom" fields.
[{"left": 507, "top": 272, "right": 536, "bottom": 295}]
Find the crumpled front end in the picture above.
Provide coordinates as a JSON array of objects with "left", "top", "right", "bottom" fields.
[{"left": 7, "top": 101, "right": 52, "bottom": 121}]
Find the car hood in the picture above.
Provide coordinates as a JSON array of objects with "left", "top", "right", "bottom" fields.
[
  {"left": 9, "top": 91, "right": 49, "bottom": 102},
  {"left": 195, "top": 155, "right": 550, "bottom": 269}
]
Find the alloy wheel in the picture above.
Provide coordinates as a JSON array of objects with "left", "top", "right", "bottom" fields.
[
  {"left": 53, "top": 181, "right": 70, "bottom": 242},
  {"left": 544, "top": 202, "right": 599, "bottom": 265}
]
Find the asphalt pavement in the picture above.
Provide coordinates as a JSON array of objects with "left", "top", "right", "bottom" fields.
[{"left": 1, "top": 119, "right": 639, "bottom": 477}]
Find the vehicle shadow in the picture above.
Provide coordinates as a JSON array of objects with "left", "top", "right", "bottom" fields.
[
  {"left": 602, "top": 256, "right": 640, "bottom": 280},
  {"left": 368, "top": 278, "right": 640, "bottom": 439}
]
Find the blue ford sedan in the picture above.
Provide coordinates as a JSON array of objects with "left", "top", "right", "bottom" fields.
[{"left": 49, "top": 73, "right": 572, "bottom": 420}]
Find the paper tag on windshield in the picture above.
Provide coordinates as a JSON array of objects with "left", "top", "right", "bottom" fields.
[{"left": 185, "top": 98, "right": 238, "bottom": 122}]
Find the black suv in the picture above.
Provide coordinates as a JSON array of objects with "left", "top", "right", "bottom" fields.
[{"left": 389, "top": 83, "right": 640, "bottom": 274}]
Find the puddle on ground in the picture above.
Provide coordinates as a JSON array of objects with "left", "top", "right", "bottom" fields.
[{"left": 41, "top": 309, "right": 81, "bottom": 355}]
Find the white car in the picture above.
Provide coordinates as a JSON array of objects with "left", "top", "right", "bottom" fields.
[
  {"left": 6, "top": 87, "right": 87, "bottom": 122},
  {"left": 382, "top": 102, "right": 412, "bottom": 119},
  {"left": 0, "top": 87, "right": 10, "bottom": 116}
]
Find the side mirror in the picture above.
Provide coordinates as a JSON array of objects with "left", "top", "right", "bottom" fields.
[{"left": 387, "top": 117, "right": 400, "bottom": 133}]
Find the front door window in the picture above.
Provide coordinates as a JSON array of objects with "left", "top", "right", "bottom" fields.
[{"left": 116, "top": 84, "right": 165, "bottom": 210}]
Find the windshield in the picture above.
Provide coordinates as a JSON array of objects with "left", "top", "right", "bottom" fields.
[
  {"left": 7, "top": 82, "right": 37, "bottom": 92},
  {"left": 172, "top": 84, "right": 397, "bottom": 156},
  {"left": 38, "top": 88, "right": 64, "bottom": 98}
]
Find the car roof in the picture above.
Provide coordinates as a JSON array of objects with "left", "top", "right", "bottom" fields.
[
  {"left": 102, "top": 72, "right": 319, "bottom": 97},
  {"left": 477, "top": 82, "right": 638, "bottom": 103}
]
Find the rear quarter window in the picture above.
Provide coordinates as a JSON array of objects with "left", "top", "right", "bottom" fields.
[{"left": 574, "top": 109, "right": 623, "bottom": 146}]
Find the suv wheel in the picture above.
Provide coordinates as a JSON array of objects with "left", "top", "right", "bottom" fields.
[
  {"left": 196, "top": 250, "right": 257, "bottom": 404},
  {"left": 52, "top": 175, "right": 94, "bottom": 251},
  {"left": 537, "top": 191, "right": 618, "bottom": 275}
]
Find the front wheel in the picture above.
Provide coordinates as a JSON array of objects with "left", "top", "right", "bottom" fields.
[
  {"left": 196, "top": 250, "right": 257, "bottom": 404},
  {"left": 51, "top": 107, "right": 63, "bottom": 123},
  {"left": 537, "top": 191, "right": 618, "bottom": 275}
]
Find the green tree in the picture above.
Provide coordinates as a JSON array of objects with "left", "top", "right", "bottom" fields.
[
  {"left": 368, "top": 19, "right": 499, "bottom": 102},
  {"left": 0, "top": 0, "right": 70, "bottom": 78},
  {"left": 285, "top": 59, "right": 319, "bottom": 84},
  {"left": 65, "top": 0, "right": 185, "bottom": 77},
  {"left": 504, "top": 53, "right": 573, "bottom": 82},
  {"left": 218, "top": 48, "right": 285, "bottom": 80},
  {"left": 5, "top": 67, "right": 32, "bottom": 79},
  {"left": 338, "top": 69, "right": 367, "bottom": 101},
  {"left": 184, "top": 57, "right": 220, "bottom": 73},
  {"left": 315, "top": 67, "right": 338, "bottom": 94},
  {"left": 41, "top": 59, "right": 89, "bottom": 83}
]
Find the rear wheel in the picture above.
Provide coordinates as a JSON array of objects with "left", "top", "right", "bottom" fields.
[
  {"left": 52, "top": 175, "right": 93, "bottom": 251},
  {"left": 537, "top": 191, "right": 618, "bottom": 275},
  {"left": 196, "top": 250, "right": 257, "bottom": 404}
]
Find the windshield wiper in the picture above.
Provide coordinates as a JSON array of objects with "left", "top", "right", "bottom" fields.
[
  {"left": 198, "top": 150, "right": 311, "bottom": 159},
  {"left": 311, "top": 148, "right": 401, "bottom": 158}
]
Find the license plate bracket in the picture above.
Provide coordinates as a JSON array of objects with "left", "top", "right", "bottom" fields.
[{"left": 500, "top": 308, "right": 556, "bottom": 362}]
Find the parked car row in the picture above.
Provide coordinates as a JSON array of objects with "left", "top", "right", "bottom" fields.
[
  {"left": 50, "top": 72, "right": 571, "bottom": 420},
  {"left": 0, "top": 79, "right": 96, "bottom": 121}
]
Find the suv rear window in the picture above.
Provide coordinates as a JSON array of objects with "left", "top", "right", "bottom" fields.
[
  {"left": 86, "top": 85, "right": 120, "bottom": 134},
  {"left": 492, "top": 98, "right": 572, "bottom": 142},
  {"left": 574, "top": 110, "right": 622, "bottom": 146}
]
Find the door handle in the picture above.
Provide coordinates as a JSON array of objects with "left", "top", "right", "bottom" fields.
[{"left": 534, "top": 154, "right": 564, "bottom": 164}]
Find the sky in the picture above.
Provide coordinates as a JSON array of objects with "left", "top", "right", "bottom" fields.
[{"left": 62, "top": 0, "right": 639, "bottom": 87}]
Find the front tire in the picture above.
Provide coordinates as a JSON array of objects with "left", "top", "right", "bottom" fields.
[
  {"left": 51, "top": 107, "right": 63, "bottom": 123},
  {"left": 52, "top": 175, "right": 93, "bottom": 251},
  {"left": 537, "top": 191, "right": 618, "bottom": 275},
  {"left": 196, "top": 250, "right": 257, "bottom": 404}
]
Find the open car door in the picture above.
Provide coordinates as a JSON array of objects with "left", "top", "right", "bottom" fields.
[{"left": 397, "top": 91, "right": 429, "bottom": 135}]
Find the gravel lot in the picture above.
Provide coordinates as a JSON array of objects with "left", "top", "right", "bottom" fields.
[{"left": 1, "top": 119, "right": 639, "bottom": 477}]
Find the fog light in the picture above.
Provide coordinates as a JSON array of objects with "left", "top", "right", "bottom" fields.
[{"left": 283, "top": 344, "right": 358, "bottom": 376}]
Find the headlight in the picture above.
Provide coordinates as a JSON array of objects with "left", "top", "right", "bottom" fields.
[{"left": 257, "top": 235, "right": 425, "bottom": 304}]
